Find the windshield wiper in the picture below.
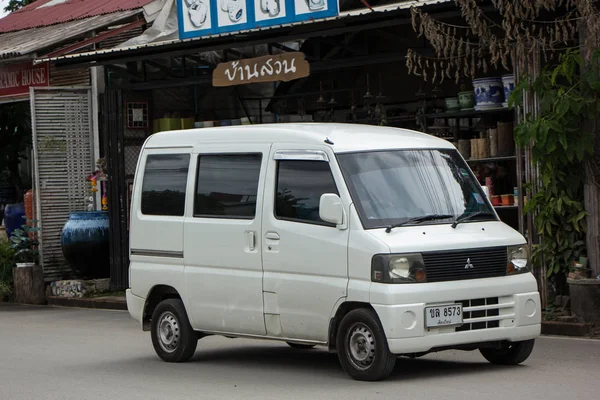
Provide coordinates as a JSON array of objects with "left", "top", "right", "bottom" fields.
[
  {"left": 385, "top": 214, "right": 454, "bottom": 233},
  {"left": 451, "top": 211, "right": 495, "bottom": 229}
]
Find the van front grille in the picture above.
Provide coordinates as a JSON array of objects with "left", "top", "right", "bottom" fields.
[
  {"left": 455, "top": 297, "right": 515, "bottom": 332},
  {"left": 422, "top": 247, "right": 507, "bottom": 283}
]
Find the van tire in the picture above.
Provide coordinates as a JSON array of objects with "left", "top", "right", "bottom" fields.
[
  {"left": 479, "top": 339, "right": 535, "bottom": 365},
  {"left": 336, "top": 309, "right": 396, "bottom": 381},
  {"left": 286, "top": 342, "right": 316, "bottom": 350},
  {"left": 151, "top": 299, "right": 198, "bottom": 363}
]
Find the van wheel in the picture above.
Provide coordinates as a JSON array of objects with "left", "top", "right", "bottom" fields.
[
  {"left": 479, "top": 339, "right": 535, "bottom": 365},
  {"left": 336, "top": 309, "right": 396, "bottom": 381},
  {"left": 151, "top": 299, "right": 198, "bottom": 362},
  {"left": 286, "top": 342, "right": 316, "bottom": 350}
]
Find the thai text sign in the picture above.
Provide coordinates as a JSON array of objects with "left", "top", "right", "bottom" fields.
[
  {"left": 212, "top": 52, "right": 310, "bottom": 87},
  {"left": 177, "top": 0, "right": 339, "bottom": 40},
  {"left": 0, "top": 62, "right": 49, "bottom": 98}
]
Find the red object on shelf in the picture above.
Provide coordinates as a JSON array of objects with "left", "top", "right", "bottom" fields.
[
  {"left": 501, "top": 194, "right": 513, "bottom": 206},
  {"left": 23, "top": 189, "right": 38, "bottom": 241}
]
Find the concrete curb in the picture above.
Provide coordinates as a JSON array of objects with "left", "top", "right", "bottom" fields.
[
  {"left": 541, "top": 321, "right": 593, "bottom": 337},
  {"left": 46, "top": 296, "right": 127, "bottom": 311}
]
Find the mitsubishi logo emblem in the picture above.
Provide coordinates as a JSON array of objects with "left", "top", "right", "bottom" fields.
[{"left": 465, "top": 258, "right": 474, "bottom": 269}]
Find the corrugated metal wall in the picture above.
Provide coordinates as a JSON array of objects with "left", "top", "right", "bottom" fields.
[
  {"left": 97, "top": 26, "right": 144, "bottom": 49},
  {"left": 31, "top": 87, "right": 94, "bottom": 281},
  {"left": 50, "top": 65, "right": 91, "bottom": 87}
]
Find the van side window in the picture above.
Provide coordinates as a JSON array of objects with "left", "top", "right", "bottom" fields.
[
  {"left": 275, "top": 160, "right": 339, "bottom": 226},
  {"left": 141, "top": 154, "right": 190, "bottom": 216},
  {"left": 194, "top": 154, "right": 262, "bottom": 218}
]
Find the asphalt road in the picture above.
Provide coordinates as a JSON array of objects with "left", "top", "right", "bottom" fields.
[{"left": 1, "top": 304, "right": 599, "bottom": 400}]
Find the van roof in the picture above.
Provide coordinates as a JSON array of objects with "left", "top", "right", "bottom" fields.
[{"left": 144, "top": 123, "right": 455, "bottom": 153}]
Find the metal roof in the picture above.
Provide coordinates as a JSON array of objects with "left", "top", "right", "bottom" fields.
[
  {"left": 0, "top": 10, "right": 139, "bottom": 59},
  {"left": 0, "top": 0, "right": 154, "bottom": 33},
  {"left": 37, "top": 0, "right": 453, "bottom": 65}
]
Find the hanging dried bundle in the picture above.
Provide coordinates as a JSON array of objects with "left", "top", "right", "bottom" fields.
[{"left": 407, "top": 0, "right": 600, "bottom": 84}]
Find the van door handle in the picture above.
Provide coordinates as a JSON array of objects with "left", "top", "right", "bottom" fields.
[
  {"left": 265, "top": 232, "right": 280, "bottom": 241},
  {"left": 246, "top": 231, "right": 256, "bottom": 251}
]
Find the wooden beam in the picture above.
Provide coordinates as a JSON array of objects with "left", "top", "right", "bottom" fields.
[{"left": 45, "top": 19, "right": 146, "bottom": 58}]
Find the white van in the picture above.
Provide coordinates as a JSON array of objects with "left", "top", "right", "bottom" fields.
[{"left": 126, "top": 123, "right": 541, "bottom": 381}]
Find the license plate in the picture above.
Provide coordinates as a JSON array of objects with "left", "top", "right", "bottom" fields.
[{"left": 425, "top": 304, "right": 463, "bottom": 328}]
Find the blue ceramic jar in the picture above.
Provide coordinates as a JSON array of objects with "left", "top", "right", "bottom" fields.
[{"left": 61, "top": 211, "right": 110, "bottom": 279}]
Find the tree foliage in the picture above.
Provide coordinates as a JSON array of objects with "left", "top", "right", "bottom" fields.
[
  {"left": 509, "top": 50, "right": 599, "bottom": 277},
  {"left": 3, "top": 0, "right": 37, "bottom": 13}
]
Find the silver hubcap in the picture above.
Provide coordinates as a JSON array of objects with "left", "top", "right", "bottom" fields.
[
  {"left": 346, "top": 323, "right": 376, "bottom": 370},
  {"left": 157, "top": 311, "right": 180, "bottom": 353}
]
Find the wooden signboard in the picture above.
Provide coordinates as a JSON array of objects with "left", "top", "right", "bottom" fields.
[{"left": 213, "top": 52, "right": 310, "bottom": 87}]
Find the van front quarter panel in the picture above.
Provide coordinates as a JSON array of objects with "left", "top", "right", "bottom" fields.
[{"left": 345, "top": 204, "right": 389, "bottom": 304}]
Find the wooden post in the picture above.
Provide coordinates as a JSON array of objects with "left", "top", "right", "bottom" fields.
[{"left": 13, "top": 265, "right": 45, "bottom": 305}]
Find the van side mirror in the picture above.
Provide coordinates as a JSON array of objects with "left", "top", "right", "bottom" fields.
[{"left": 320, "top": 193, "right": 344, "bottom": 226}]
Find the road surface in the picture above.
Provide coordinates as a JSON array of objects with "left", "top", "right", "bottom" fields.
[{"left": 0, "top": 304, "right": 598, "bottom": 400}]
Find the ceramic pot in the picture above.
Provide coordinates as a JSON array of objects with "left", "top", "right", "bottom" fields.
[
  {"left": 458, "top": 91, "right": 475, "bottom": 110},
  {"left": 61, "top": 211, "right": 110, "bottom": 279},
  {"left": 501, "top": 74, "right": 515, "bottom": 107},
  {"left": 445, "top": 97, "right": 460, "bottom": 111},
  {"left": 16, "top": 262, "right": 36, "bottom": 268},
  {"left": 501, "top": 194, "right": 513, "bottom": 206},
  {"left": 473, "top": 77, "right": 504, "bottom": 110},
  {"left": 4, "top": 203, "right": 25, "bottom": 239},
  {"left": 0, "top": 185, "right": 17, "bottom": 225}
]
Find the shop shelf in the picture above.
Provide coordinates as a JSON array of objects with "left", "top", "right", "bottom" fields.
[
  {"left": 424, "top": 108, "right": 514, "bottom": 119},
  {"left": 467, "top": 155, "right": 517, "bottom": 163}
]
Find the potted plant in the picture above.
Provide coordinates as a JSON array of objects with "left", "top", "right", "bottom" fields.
[
  {"left": 9, "top": 219, "right": 44, "bottom": 305},
  {"left": 10, "top": 221, "right": 39, "bottom": 268},
  {"left": 0, "top": 239, "right": 15, "bottom": 302}
]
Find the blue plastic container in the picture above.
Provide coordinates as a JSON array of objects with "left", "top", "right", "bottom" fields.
[
  {"left": 61, "top": 211, "right": 110, "bottom": 279},
  {"left": 4, "top": 203, "right": 26, "bottom": 239}
]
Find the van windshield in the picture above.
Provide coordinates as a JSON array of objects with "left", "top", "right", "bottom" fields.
[{"left": 337, "top": 149, "right": 496, "bottom": 229}]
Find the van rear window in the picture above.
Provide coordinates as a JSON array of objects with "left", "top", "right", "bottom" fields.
[
  {"left": 194, "top": 154, "right": 262, "bottom": 219},
  {"left": 141, "top": 154, "right": 190, "bottom": 216}
]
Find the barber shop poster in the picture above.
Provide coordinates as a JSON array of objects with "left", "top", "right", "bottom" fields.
[{"left": 177, "top": 0, "right": 339, "bottom": 39}]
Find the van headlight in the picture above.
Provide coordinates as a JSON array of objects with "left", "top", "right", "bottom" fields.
[
  {"left": 372, "top": 254, "right": 427, "bottom": 283},
  {"left": 507, "top": 245, "right": 530, "bottom": 275}
]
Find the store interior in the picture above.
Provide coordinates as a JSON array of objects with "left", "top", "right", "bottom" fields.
[{"left": 103, "top": 10, "right": 523, "bottom": 234}]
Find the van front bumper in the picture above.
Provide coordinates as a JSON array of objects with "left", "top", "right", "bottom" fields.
[
  {"left": 126, "top": 289, "right": 145, "bottom": 325},
  {"left": 385, "top": 324, "right": 540, "bottom": 354},
  {"left": 371, "top": 274, "right": 541, "bottom": 354}
]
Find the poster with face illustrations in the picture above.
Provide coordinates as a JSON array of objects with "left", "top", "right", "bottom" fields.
[
  {"left": 293, "top": 0, "right": 338, "bottom": 22},
  {"left": 178, "top": 0, "right": 213, "bottom": 38},
  {"left": 216, "top": 0, "right": 250, "bottom": 31},
  {"left": 255, "top": 0, "right": 288, "bottom": 24},
  {"left": 177, "top": 0, "right": 339, "bottom": 39}
]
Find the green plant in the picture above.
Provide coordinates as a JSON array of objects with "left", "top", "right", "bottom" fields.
[
  {"left": 0, "top": 240, "right": 15, "bottom": 297},
  {"left": 509, "top": 49, "right": 600, "bottom": 278},
  {"left": 10, "top": 219, "right": 40, "bottom": 264}
]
